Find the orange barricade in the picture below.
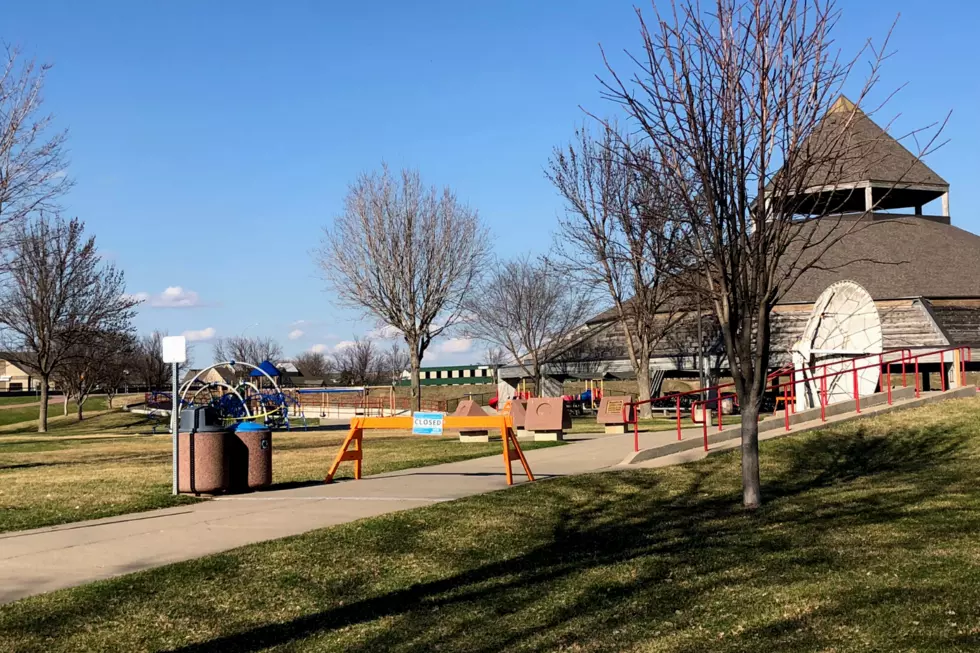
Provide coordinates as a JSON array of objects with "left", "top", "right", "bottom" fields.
[{"left": 324, "top": 414, "right": 534, "bottom": 485}]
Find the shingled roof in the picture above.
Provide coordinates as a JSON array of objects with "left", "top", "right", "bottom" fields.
[
  {"left": 768, "top": 97, "right": 949, "bottom": 215},
  {"left": 783, "top": 214, "right": 980, "bottom": 303},
  {"left": 804, "top": 97, "right": 947, "bottom": 187}
]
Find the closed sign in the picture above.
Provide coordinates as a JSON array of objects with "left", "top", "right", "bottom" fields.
[{"left": 412, "top": 412, "right": 445, "bottom": 436}]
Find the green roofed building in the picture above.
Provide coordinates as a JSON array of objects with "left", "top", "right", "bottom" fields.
[{"left": 399, "top": 365, "right": 494, "bottom": 386}]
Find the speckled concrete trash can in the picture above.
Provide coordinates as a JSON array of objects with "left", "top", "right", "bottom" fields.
[
  {"left": 177, "top": 430, "right": 230, "bottom": 494},
  {"left": 177, "top": 406, "right": 232, "bottom": 495},
  {"left": 231, "top": 422, "right": 273, "bottom": 491}
]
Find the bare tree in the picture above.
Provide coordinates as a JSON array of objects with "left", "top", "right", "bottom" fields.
[
  {"left": 332, "top": 338, "right": 379, "bottom": 386},
  {"left": 464, "top": 254, "right": 592, "bottom": 394},
  {"left": 318, "top": 165, "right": 491, "bottom": 411},
  {"left": 0, "top": 216, "right": 138, "bottom": 431},
  {"left": 294, "top": 350, "right": 332, "bottom": 379},
  {"left": 600, "top": 0, "right": 945, "bottom": 507},
  {"left": 482, "top": 346, "right": 510, "bottom": 384},
  {"left": 213, "top": 336, "right": 283, "bottom": 365},
  {"left": 53, "top": 340, "right": 98, "bottom": 421},
  {"left": 0, "top": 47, "right": 71, "bottom": 252},
  {"left": 134, "top": 331, "right": 171, "bottom": 390},
  {"left": 379, "top": 341, "right": 410, "bottom": 385},
  {"left": 97, "top": 332, "right": 137, "bottom": 408},
  {"left": 482, "top": 346, "right": 510, "bottom": 369},
  {"left": 548, "top": 125, "right": 684, "bottom": 416}
]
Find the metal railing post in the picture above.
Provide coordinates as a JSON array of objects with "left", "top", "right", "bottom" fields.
[
  {"left": 915, "top": 357, "right": 921, "bottom": 397},
  {"left": 784, "top": 385, "right": 790, "bottom": 431},
  {"left": 718, "top": 397, "right": 723, "bottom": 431},
  {"left": 820, "top": 374, "right": 826, "bottom": 422},
  {"left": 633, "top": 404, "right": 639, "bottom": 453},
  {"left": 940, "top": 350, "right": 947, "bottom": 392},
  {"left": 702, "top": 402, "right": 708, "bottom": 449},
  {"left": 887, "top": 365, "right": 892, "bottom": 405},
  {"left": 789, "top": 369, "right": 795, "bottom": 414},
  {"left": 676, "top": 396, "right": 681, "bottom": 441},
  {"left": 853, "top": 360, "right": 861, "bottom": 413}
]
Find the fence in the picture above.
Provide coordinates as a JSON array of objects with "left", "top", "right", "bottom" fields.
[{"left": 626, "top": 346, "right": 972, "bottom": 453}]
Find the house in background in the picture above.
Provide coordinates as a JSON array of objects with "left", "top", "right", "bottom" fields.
[{"left": 0, "top": 355, "right": 40, "bottom": 392}]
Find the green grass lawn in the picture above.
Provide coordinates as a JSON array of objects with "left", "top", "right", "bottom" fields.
[
  {"left": 0, "top": 411, "right": 562, "bottom": 533},
  {"left": 2, "top": 397, "right": 979, "bottom": 651},
  {"left": 0, "top": 395, "right": 41, "bottom": 407},
  {"left": 0, "top": 396, "right": 117, "bottom": 429}
]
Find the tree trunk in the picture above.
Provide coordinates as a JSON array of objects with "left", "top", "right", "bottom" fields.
[
  {"left": 38, "top": 379, "right": 49, "bottom": 433},
  {"left": 408, "top": 346, "right": 421, "bottom": 413},
  {"left": 77, "top": 398, "right": 84, "bottom": 420},
  {"left": 636, "top": 354, "right": 652, "bottom": 420},
  {"left": 63, "top": 393, "right": 69, "bottom": 417},
  {"left": 740, "top": 399, "right": 762, "bottom": 509},
  {"left": 107, "top": 394, "right": 114, "bottom": 409}
]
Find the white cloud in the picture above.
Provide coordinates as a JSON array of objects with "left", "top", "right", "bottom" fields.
[
  {"left": 130, "top": 286, "right": 204, "bottom": 308},
  {"left": 291, "top": 319, "right": 308, "bottom": 326},
  {"left": 125, "top": 291, "right": 150, "bottom": 303},
  {"left": 367, "top": 324, "right": 402, "bottom": 340},
  {"left": 333, "top": 340, "right": 356, "bottom": 352},
  {"left": 182, "top": 327, "right": 216, "bottom": 342},
  {"left": 438, "top": 338, "right": 472, "bottom": 354},
  {"left": 154, "top": 286, "right": 201, "bottom": 307},
  {"left": 288, "top": 329, "right": 305, "bottom": 340},
  {"left": 311, "top": 343, "right": 329, "bottom": 354}
]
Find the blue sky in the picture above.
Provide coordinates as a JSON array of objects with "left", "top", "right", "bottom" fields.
[{"left": 3, "top": 0, "right": 977, "bottom": 367}]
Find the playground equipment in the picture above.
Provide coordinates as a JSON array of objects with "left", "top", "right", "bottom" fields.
[
  {"left": 325, "top": 414, "right": 534, "bottom": 485},
  {"left": 296, "top": 386, "right": 398, "bottom": 418},
  {"left": 582, "top": 379, "right": 604, "bottom": 411},
  {"left": 177, "top": 361, "right": 307, "bottom": 430}
]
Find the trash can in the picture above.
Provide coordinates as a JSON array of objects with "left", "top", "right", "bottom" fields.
[
  {"left": 178, "top": 407, "right": 231, "bottom": 494},
  {"left": 231, "top": 422, "right": 273, "bottom": 491}
]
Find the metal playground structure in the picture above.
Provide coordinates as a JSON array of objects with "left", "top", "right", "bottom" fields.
[{"left": 146, "top": 361, "right": 307, "bottom": 430}]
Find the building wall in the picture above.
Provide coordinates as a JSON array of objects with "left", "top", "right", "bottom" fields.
[
  {"left": 521, "top": 297, "right": 954, "bottom": 379},
  {"left": 402, "top": 365, "right": 494, "bottom": 386},
  {"left": 0, "top": 359, "right": 37, "bottom": 392}
]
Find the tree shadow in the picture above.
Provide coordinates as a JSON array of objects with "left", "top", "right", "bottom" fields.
[
  {"left": 0, "top": 419, "right": 971, "bottom": 652},
  {"left": 142, "top": 422, "right": 975, "bottom": 653}
]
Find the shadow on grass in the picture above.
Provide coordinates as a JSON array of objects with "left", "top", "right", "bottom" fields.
[{"left": 135, "top": 424, "right": 978, "bottom": 653}]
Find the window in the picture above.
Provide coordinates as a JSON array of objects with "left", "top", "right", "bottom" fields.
[{"left": 462, "top": 369, "right": 471, "bottom": 378}]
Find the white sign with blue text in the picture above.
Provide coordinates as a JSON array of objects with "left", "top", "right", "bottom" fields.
[{"left": 412, "top": 411, "right": 445, "bottom": 436}]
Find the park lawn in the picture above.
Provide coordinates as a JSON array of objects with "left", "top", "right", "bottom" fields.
[
  {"left": 0, "top": 411, "right": 562, "bottom": 533},
  {"left": 0, "top": 396, "right": 123, "bottom": 429},
  {"left": 3, "top": 397, "right": 980, "bottom": 651},
  {"left": 0, "top": 395, "right": 41, "bottom": 407}
]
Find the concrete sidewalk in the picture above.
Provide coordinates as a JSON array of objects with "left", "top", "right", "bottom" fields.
[
  {"left": 0, "top": 432, "right": 637, "bottom": 605},
  {"left": 1, "top": 385, "right": 972, "bottom": 605}
]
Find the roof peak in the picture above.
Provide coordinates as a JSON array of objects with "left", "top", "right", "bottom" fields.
[{"left": 828, "top": 95, "right": 856, "bottom": 114}]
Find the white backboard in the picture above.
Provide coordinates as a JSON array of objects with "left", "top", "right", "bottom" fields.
[{"left": 161, "top": 336, "right": 187, "bottom": 364}]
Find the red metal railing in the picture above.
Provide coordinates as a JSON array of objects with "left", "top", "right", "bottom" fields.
[{"left": 625, "top": 346, "right": 971, "bottom": 453}]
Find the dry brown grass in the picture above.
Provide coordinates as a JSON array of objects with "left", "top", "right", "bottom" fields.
[{"left": 0, "top": 411, "right": 560, "bottom": 533}]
